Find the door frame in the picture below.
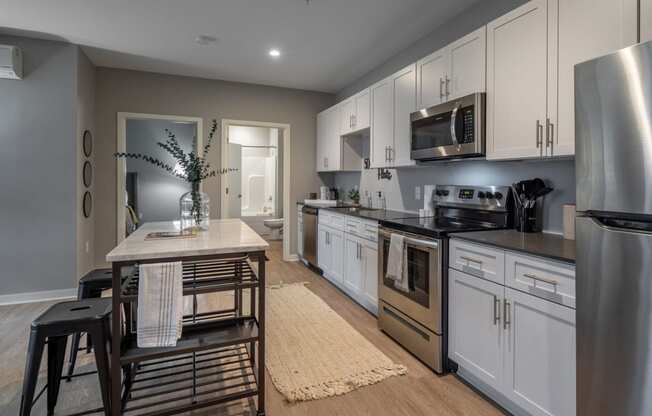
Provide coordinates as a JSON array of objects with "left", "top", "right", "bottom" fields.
[
  {"left": 220, "top": 119, "right": 292, "bottom": 261},
  {"left": 116, "top": 112, "right": 203, "bottom": 244}
]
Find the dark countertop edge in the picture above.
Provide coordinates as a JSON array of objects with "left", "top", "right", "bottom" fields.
[
  {"left": 451, "top": 231, "right": 575, "bottom": 265},
  {"left": 298, "top": 202, "right": 417, "bottom": 222}
]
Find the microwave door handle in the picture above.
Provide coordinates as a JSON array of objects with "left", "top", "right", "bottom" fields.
[{"left": 450, "top": 104, "right": 460, "bottom": 146}]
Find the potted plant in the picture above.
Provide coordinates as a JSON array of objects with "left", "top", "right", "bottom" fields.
[
  {"left": 115, "top": 119, "right": 233, "bottom": 232},
  {"left": 348, "top": 188, "right": 361, "bottom": 206}
]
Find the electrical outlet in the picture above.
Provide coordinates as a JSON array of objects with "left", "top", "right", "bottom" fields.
[{"left": 415, "top": 186, "right": 421, "bottom": 200}]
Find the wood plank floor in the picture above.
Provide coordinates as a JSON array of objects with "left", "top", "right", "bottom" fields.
[{"left": 0, "top": 241, "right": 504, "bottom": 416}]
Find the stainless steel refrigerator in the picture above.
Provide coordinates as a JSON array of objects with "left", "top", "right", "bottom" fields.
[{"left": 575, "top": 40, "right": 652, "bottom": 416}]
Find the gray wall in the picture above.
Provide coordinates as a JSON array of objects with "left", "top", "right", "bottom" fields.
[
  {"left": 334, "top": 160, "right": 575, "bottom": 233},
  {"left": 125, "top": 119, "right": 194, "bottom": 223},
  {"left": 337, "top": 0, "right": 527, "bottom": 100},
  {"left": 0, "top": 35, "right": 78, "bottom": 295},
  {"left": 331, "top": 0, "right": 576, "bottom": 233},
  {"left": 94, "top": 68, "right": 334, "bottom": 267}
]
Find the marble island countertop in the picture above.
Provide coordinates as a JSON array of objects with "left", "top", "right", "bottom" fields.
[
  {"left": 106, "top": 219, "right": 269, "bottom": 262},
  {"left": 452, "top": 229, "right": 575, "bottom": 264}
]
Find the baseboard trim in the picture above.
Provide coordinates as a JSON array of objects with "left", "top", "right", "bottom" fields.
[
  {"left": 0, "top": 288, "right": 77, "bottom": 306},
  {"left": 284, "top": 254, "right": 300, "bottom": 262}
]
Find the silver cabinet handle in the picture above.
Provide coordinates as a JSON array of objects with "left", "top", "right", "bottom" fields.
[
  {"left": 536, "top": 120, "right": 541, "bottom": 148},
  {"left": 460, "top": 256, "right": 482, "bottom": 265},
  {"left": 358, "top": 242, "right": 362, "bottom": 259},
  {"left": 445, "top": 76, "right": 450, "bottom": 98},
  {"left": 493, "top": 295, "right": 501, "bottom": 325},
  {"left": 503, "top": 300, "right": 511, "bottom": 330},
  {"left": 524, "top": 273, "right": 559, "bottom": 287},
  {"left": 546, "top": 118, "right": 554, "bottom": 154},
  {"left": 440, "top": 78, "right": 445, "bottom": 100},
  {"left": 353, "top": 115, "right": 356, "bottom": 128},
  {"left": 536, "top": 120, "right": 543, "bottom": 156}
]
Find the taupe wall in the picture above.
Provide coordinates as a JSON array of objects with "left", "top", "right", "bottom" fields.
[
  {"left": 76, "top": 49, "right": 96, "bottom": 281},
  {"left": 94, "top": 68, "right": 334, "bottom": 267}
]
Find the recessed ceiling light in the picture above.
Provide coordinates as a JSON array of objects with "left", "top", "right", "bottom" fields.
[
  {"left": 195, "top": 35, "right": 218, "bottom": 46},
  {"left": 269, "top": 49, "right": 281, "bottom": 57}
]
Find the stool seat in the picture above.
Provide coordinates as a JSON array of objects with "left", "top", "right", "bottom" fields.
[
  {"left": 79, "top": 268, "right": 113, "bottom": 287},
  {"left": 32, "top": 298, "right": 112, "bottom": 328}
]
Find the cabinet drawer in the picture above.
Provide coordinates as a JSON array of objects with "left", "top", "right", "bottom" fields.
[
  {"left": 361, "top": 220, "right": 378, "bottom": 242},
  {"left": 450, "top": 240, "right": 505, "bottom": 285},
  {"left": 345, "top": 216, "right": 361, "bottom": 234},
  {"left": 329, "top": 213, "right": 345, "bottom": 230},
  {"left": 505, "top": 253, "right": 575, "bottom": 308}
]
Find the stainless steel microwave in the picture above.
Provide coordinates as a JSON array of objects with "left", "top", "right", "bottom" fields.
[{"left": 410, "top": 92, "right": 485, "bottom": 161}]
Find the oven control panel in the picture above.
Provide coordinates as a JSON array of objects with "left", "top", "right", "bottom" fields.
[{"left": 434, "top": 185, "right": 510, "bottom": 211}]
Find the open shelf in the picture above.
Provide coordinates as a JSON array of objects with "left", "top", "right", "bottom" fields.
[
  {"left": 120, "top": 258, "right": 259, "bottom": 301},
  {"left": 121, "top": 317, "right": 259, "bottom": 365},
  {"left": 122, "top": 345, "right": 258, "bottom": 416}
]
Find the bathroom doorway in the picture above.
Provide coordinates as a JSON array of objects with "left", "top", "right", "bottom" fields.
[{"left": 221, "top": 120, "right": 292, "bottom": 260}]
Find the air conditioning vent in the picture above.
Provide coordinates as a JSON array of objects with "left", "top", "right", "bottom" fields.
[{"left": 0, "top": 45, "right": 23, "bottom": 80}]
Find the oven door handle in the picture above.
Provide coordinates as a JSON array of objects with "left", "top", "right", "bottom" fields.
[{"left": 379, "top": 229, "right": 439, "bottom": 250}]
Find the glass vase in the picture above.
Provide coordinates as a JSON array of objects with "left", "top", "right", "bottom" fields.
[{"left": 180, "top": 184, "right": 210, "bottom": 232}]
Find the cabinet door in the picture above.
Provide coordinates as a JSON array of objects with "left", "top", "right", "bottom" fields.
[
  {"left": 449, "top": 26, "right": 487, "bottom": 100},
  {"left": 354, "top": 89, "right": 370, "bottom": 131},
  {"left": 503, "top": 288, "right": 576, "bottom": 416},
  {"left": 317, "top": 226, "right": 330, "bottom": 273},
  {"left": 554, "top": 0, "right": 638, "bottom": 157},
  {"left": 417, "top": 47, "right": 449, "bottom": 109},
  {"left": 344, "top": 235, "right": 364, "bottom": 296},
  {"left": 449, "top": 269, "right": 504, "bottom": 390},
  {"left": 329, "top": 229, "right": 345, "bottom": 284},
  {"left": 392, "top": 63, "right": 417, "bottom": 167},
  {"left": 361, "top": 240, "right": 378, "bottom": 315},
  {"left": 316, "top": 110, "right": 328, "bottom": 172},
  {"left": 643, "top": 0, "right": 652, "bottom": 43},
  {"left": 370, "top": 77, "right": 394, "bottom": 168},
  {"left": 487, "top": 0, "right": 549, "bottom": 160},
  {"left": 326, "top": 106, "right": 342, "bottom": 171},
  {"left": 340, "top": 98, "right": 355, "bottom": 136}
]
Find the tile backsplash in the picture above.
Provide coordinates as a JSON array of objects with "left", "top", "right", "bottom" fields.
[{"left": 326, "top": 159, "right": 575, "bottom": 234}]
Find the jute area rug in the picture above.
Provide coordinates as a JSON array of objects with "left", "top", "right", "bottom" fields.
[{"left": 266, "top": 283, "right": 407, "bottom": 402}]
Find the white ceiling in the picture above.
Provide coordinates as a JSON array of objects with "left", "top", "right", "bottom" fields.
[{"left": 1, "top": 0, "right": 479, "bottom": 93}]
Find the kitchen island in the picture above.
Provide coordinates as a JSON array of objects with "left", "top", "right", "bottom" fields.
[{"left": 106, "top": 219, "right": 269, "bottom": 416}]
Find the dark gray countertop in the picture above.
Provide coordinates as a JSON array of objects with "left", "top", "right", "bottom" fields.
[
  {"left": 321, "top": 206, "right": 418, "bottom": 221},
  {"left": 452, "top": 229, "right": 576, "bottom": 264}
]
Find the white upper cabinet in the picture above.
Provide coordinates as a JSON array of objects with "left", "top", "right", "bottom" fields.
[
  {"left": 317, "top": 103, "right": 363, "bottom": 172},
  {"left": 487, "top": 0, "right": 549, "bottom": 160},
  {"left": 340, "top": 88, "right": 371, "bottom": 136},
  {"left": 392, "top": 63, "right": 417, "bottom": 167},
  {"left": 417, "top": 27, "right": 486, "bottom": 109},
  {"left": 448, "top": 26, "right": 487, "bottom": 100},
  {"left": 370, "top": 77, "right": 395, "bottom": 168},
  {"left": 644, "top": 0, "right": 652, "bottom": 43},
  {"left": 503, "top": 288, "right": 576, "bottom": 416},
  {"left": 417, "top": 47, "right": 449, "bottom": 109},
  {"left": 555, "top": 0, "right": 638, "bottom": 157}
]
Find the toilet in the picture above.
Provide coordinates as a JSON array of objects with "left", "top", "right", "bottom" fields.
[{"left": 263, "top": 218, "right": 284, "bottom": 240}]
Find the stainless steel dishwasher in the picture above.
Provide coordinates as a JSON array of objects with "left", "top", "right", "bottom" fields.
[{"left": 301, "top": 205, "right": 318, "bottom": 267}]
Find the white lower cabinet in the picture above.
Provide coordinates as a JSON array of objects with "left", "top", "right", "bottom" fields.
[
  {"left": 361, "top": 240, "right": 378, "bottom": 314},
  {"left": 503, "top": 288, "right": 576, "bottom": 416},
  {"left": 449, "top": 239, "right": 576, "bottom": 416},
  {"left": 319, "top": 225, "right": 344, "bottom": 285},
  {"left": 449, "top": 269, "right": 504, "bottom": 388},
  {"left": 343, "top": 234, "right": 379, "bottom": 315},
  {"left": 297, "top": 208, "right": 304, "bottom": 258}
]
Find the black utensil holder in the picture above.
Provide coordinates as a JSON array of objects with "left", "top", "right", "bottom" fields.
[{"left": 515, "top": 202, "right": 543, "bottom": 233}]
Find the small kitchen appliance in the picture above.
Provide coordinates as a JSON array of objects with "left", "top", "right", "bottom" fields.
[{"left": 377, "top": 185, "right": 513, "bottom": 373}]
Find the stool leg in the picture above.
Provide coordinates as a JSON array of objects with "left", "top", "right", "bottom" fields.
[
  {"left": 66, "top": 330, "right": 82, "bottom": 381},
  {"left": 47, "top": 336, "right": 67, "bottom": 415},
  {"left": 90, "top": 324, "right": 111, "bottom": 416},
  {"left": 20, "top": 329, "right": 45, "bottom": 416}
]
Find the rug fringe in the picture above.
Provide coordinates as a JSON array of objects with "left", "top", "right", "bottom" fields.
[{"left": 279, "top": 364, "right": 408, "bottom": 403}]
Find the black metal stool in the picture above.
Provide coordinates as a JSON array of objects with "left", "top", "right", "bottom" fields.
[{"left": 19, "top": 298, "right": 112, "bottom": 416}]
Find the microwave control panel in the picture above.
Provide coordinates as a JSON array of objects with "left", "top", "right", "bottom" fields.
[{"left": 461, "top": 107, "right": 474, "bottom": 144}]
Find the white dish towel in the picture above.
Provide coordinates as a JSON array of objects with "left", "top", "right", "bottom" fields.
[
  {"left": 137, "top": 261, "right": 184, "bottom": 348},
  {"left": 385, "top": 234, "right": 410, "bottom": 293}
]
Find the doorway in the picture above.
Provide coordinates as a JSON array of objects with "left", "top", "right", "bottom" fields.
[
  {"left": 116, "top": 113, "right": 203, "bottom": 243},
  {"left": 221, "top": 120, "right": 292, "bottom": 261}
]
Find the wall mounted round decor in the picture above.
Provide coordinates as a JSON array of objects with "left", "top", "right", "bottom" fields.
[
  {"left": 83, "top": 191, "right": 92, "bottom": 218},
  {"left": 83, "top": 161, "right": 93, "bottom": 188},
  {"left": 83, "top": 130, "right": 93, "bottom": 157}
]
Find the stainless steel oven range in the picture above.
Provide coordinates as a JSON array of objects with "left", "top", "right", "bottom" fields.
[{"left": 377, "top": 185, "right": 513, "bottom": 373}]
